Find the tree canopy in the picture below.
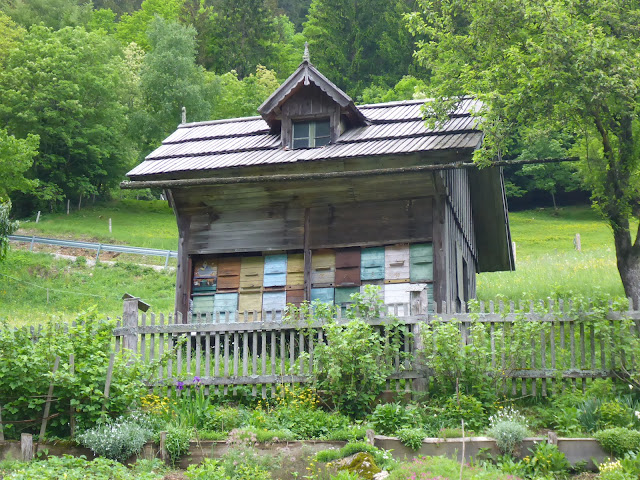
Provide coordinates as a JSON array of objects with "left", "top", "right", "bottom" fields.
[{"left": 407, "top": 0, "right": 640, "bottom": 298}]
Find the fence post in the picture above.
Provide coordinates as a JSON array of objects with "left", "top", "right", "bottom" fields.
[
  {"left": 123, "top": 297, "right": 139, "bottom": 354},
  {"left": 21, "top": 433, "right": 33, "bottom": 461},
  {"left": 412, "top": 321, "right": 428, "bottom": 394},
  {"left": 39, "top": 356, "right": 60, "bottom": 441}
]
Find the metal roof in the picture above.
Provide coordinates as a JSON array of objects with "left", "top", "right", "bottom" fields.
[{"left": 127, "top": 98, "right": 483, "bottom": 178}]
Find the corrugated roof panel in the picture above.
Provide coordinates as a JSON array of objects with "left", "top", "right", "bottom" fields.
[{"left": 163, "top": 118, "right": 269, "bottom": 144}]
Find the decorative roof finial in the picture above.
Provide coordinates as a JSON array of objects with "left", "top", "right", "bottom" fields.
[
  {"left": 181, "top": 106, "right": 186, "bottom": 124},
  {"left": 303, "top": 42, "right": 310, "bottom": 63}
]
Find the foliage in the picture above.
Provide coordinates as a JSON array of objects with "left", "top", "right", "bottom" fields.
[
  {"left": 0, "top": 199, "right": 18, "bottom": 262},
  {"left": 0, "top": 25, "right": 135, "bottom": 211},
  {"left": 486, "top": 421, "right": 529, "bottom": 456},
  {"left": 204, "top": 405, "right": 249, "bottom": 433},
  {"left": 0, "top": 310, "right": 150, "bottom": 438},
  {"left": 595, "top": 428, "right": 640, "bottom": 458},
  {"left": 115, "top": 0, "right": 182, "bottom": 50},
  {"left": 0, "top": 455, "right": 167, "bottom": 480},
  {"left": 441, "top": 394, "right": 487, "bottom": 432},
  {"left": 165, "top": 424, "right": 193, "bottom": 465},
  {"left": 336, "top": 452, "right": 381, "bottom": 480},
  {"left": 0, "top": 12, "right": 24, "bottom": 66},
  {"left": 287, "top": 286, "right": 405, "bottom": 418},
  {"left": 396, "top": 427, "right": 426, "bottom": 451},
  {"left": 368, "top": 402, "right": 418, "bottom": 436},
  {"left": 520, "top": 441, "right": 571, "bottom": 479},
  {"left": 407, "top": 0, "right": 640, "bottom": 299},
  {"left": 77, "top": 417, "right": 152, "bottom": 462},
  {"left": 303, "top": 0, "right": 416, "bottom": 95},
  {"left": 1, "top": 0, "right": 93, "bottom": 29},
  {"left": 133, "top": 17, "right": 212, "bottom": 155},
  {"left": 387, "top": 455, "right": 522, "bottom": 480},
  {"left": 358, "top": 76, "right": 428, "bottom": 105},
  {"left": 185, "top": 458, "right": 227, "bottom": 480},
  {"left": 599, "top": 459, "right": 637, "bottom": 480},
  {"left": 599, "top": 400, "right": 632, "bottom": 429},
  {"left": 0, "top": 126, "right": 38, "bottom": 199}
]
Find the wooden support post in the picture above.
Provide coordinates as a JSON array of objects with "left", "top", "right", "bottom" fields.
[
  {"left": 512, "top": 241, "right": 517, "bottom": 264},
  {"left": 412, "top": 322, "right": 428, "bottom": 394},
  {"left": 39, "top": 356, "right": 60, "bottom": 441},
  {"left": 29, "top": 235, "right": 35, "bottom": 251},
  {"left": 95, "top": 244, "right": 101, "bottom": 262},
  {"left": 123, "top": 297, "right": 139, "bottom": 354},
  {"left": 67, "top": 199, "right": 70, "bottom": 215},
  {"left": 574, "top": 234, "right": 581, "bottom": 251},
  {"left": 69, "top": 354, "right": 75, "bottom": 438},
  {"left": 159, "top": 431, "right": 168, "bottom": 463},
  {"left": 102, "top": 353, "right": 115, "bottom": 413},
  {"left": 21, "top": 433, "right": 33, "bottom": 461},
  {"left": 108, "top": 218, "right": 112, "bottom": 233},
  {"left": 35, "top": 211, "right": 41, "bottom": 223},
  {"left": 303, "top": 207, "right": 311, "bottom": 302}
]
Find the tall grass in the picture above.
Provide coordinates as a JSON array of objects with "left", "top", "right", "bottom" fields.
[
  {"left": 16, "top": 199, "right": 178, "bottom": 250},
  {"left": 477, "top": 206, "right": 631, "bottom": 302}
]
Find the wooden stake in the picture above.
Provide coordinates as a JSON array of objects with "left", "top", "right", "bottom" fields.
[
  {"left": 35, "top": 211, "right": 41, "bottom": 223},
  {"left": 159, "top": 431, "right": 168, "bottom": 463},
  {"left": 67, "top": 199, "right": 70, "bottom": 215},
  {"left": 69, "top": 354, "right": 75, "bottom": 438},
  {"left": 21, "top": 433, "right": 33, "bottom": 461},
  {"left": 108, "top": 218, "right": 112, "bottom": 233},
  {"left": 574, "top": 234, "right": 581, "bottom": 251},
  {"left": 39, "top": 356, "right": 60, "bottom": 441}
]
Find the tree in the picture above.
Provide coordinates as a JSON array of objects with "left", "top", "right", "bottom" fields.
[
  {"left": 0, "top": 198, "right": 18, "bottom": 262},
  {"left": 303, "top": 0, "right": 416, "bottom": 95},
  {"left": 115, "top": 0, "right": 182, "bottom": 50},
  {"left": 0, "top": 0, "right": 93, "bottom": 29},
  {"left": 407, "top": 0, "right": 640, "bottom": 299},
  {"left": 0, "top": 128, "right": 39, "bottom": 198},
  {"left": 206, "top": 0, "right": 278, "bottom": 78},
  {"left": 0, "top": 12, "right": 23, "bottom": 67},
  {"left": 132, "top": 17, "right": 212, "bottom": 154},
  {"left": 0, "top": 26, "right": 136, "bottom": 211}
]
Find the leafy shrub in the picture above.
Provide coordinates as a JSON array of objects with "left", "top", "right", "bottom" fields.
[
  {"left": 598, "top": 459, "right": 637, "bottom": 480},
  {"left": 387, "top": 455, "right": 518, "bottom": 480},
  {"left": 599, "top": 400, "right": 631, "bottom": 428},
  {"left": 521, "top": 441, "right": 571, "bottom": 479},
  {"left": 0, "top": 456, "right": 166, "bottom": 480},
  {"left": 204, "top": 406, "right": 248, "bottom": 432},
  {"left": 595, "top": 427, "right": 640, "bottom": 457},
  {"left": 577, "top": 397, "right": 601, "bottom": 433},
  {"left": 487, "top": 421, "right": 530, "bottom": 455},
  {"left": 185, "top": 458, "right": 227, "bottom": 480},
  {"left": 165, "top": 425, "right": 193, "bottom": 465},
  {"left": 250, "top": 403, "right": 350, "bottom": 439},
  {"left": 442, "top": 393, "right": 486, "bottom": 431},
  {"left": 620, "top": 451, "right": 640, "bottom": 478},
  {"left": 368, "top": 402, "right": 417, "bottom": 435},
  {"left": 321, "top": 425, "right": 367, "bottom": 441},
  {"left": 77, "top": 418, "right": 152, "bottom": 462},
  {"left": 330, "top": 472, "right": 362, "bottom": 480},
  {"left": 396, "top": 427, "right": 425, "bottom": 451}
]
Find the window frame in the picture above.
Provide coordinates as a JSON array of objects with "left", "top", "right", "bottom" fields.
[{"left": 291, "top": 119, "right": 331, "bottom": 149}]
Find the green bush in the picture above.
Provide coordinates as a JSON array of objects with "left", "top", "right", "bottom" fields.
[
  {"left": 595, "top": 428, "right": 640, "bottom": 457},
  {"left": 396, "top": 427, "right": 425, "bottom": 451},
  {"left": 442, "top": 393, "right": 486, "bottom": 431},
  {"left": 486, "top": 420, "right": 530, "bottom": 455},
  {"left": 522, "top": 441, "right": 571, "bottom": 479},
  {"left": 368, "top": 402, "right": 417, "bottom": 435},
  {"left": 77, "top": 418, "right": 152, "bottom": 463},
  {"left": 165, "top": 425, "right": 193, "bottom": 465},
  {"left": 204, "top": 406, "right": 248, "bottom": 432},
  {"left": 250, "top": 404, "right": 350, "bottom": 439},
  {"left": 185, "top": 458, "right": 227, "bottom": 480},
  {"left": 599, "top": 400, "right": 631, "bottom": 429}
]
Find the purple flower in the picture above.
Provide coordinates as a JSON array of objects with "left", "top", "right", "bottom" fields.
[
  {"left": 192, "top": 376, "right": 201, "bottom": 384},
  {"left": 176, "top": 381, "right": 184, "bottom": 390}
]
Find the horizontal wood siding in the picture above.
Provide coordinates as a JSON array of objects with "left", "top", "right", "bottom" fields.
[{"left": 309, "top": 198, "right": 432, "bottom": 249}]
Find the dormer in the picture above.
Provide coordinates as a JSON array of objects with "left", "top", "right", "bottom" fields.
[{"left": 258, "top": 46, "right": 368, "bottom": 149}]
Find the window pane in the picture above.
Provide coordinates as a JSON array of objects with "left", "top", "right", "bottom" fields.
[
  {"left": 315, "top": 136, "right": 330, "bottom": 147},
  {"left": 293, "top": 122, "right": 309, "bottom": 139},
  {"left": 315, "top": 121, "right": 330, "bottom": 138},
  {"left": 293, "top": 138, "right": 309, "bottom": 149}
]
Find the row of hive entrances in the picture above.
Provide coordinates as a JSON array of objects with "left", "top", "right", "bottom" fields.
[{"left": 190, "top": 243, "right": 434, "bottom": 321}]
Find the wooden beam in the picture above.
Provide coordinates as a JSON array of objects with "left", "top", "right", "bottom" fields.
[
  {"left": 121, "top": 157, "right": 580, "bottom": 189},
  {"left": 303, "top": 208, "right": 311, "bottom": 302}
]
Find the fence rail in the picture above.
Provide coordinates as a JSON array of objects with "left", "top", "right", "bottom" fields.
[
  {"left": 9, "top": 235, "right": 178, "bottom": 266},
  {"left": 110, "top": 297, "right": 640, "bottom": 399}
]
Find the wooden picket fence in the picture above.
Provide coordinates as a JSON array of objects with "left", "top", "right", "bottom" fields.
[{"left": 111, "top": 297, "right": 640, "bottom": 399}]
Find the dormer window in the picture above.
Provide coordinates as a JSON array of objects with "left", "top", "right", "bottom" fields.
[{"left": 292, "top": 119, "right": 331, "bottom": 149}]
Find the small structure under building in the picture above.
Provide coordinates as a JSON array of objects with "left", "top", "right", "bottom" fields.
[{"left": 124, "top": 56, "right": 514, "bottom": 321}]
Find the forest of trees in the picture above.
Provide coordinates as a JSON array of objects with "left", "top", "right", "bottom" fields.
[{"left": 0, "top": 0, "right": 585, "bottom": 218}]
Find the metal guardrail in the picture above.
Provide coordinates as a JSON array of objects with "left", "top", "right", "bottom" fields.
[{"left": 9, "top": 235, "right": 178, "bottom": 267}]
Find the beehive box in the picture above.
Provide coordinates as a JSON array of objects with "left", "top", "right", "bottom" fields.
[
  {"left": 217, "top": 257, "right": 241, "bottom": 291},
  {"left": 335, "top": 248, "right": 361, "bottom": 287},
  {"left": 361, "top": 247, "right": 385, "bottom": 280},
  {"left": 410, "top": 243, "right": 434, "bottom": 282},
  {"left": 334, "top": 286, "right": 359, "bottom": 307},
  {"left": 192, "top": 259, "right": 217, "bottom": 293},
  {"left": 263, "top": 254, "right": 287, "bottom": 287},
  {"left": 213, "top": 292, "right": 238, "bottom": 322},
  {"left": 286, "top": 287, "right": 305, "bottom": 307},
  {"left": 263, "top": 291, "right": 287, "bottom": 321},
  {"left": 191, "top": 294, "right": 214, "bottom": 315},
  {"left": 311, "top": 249, "right": 335, "bottom": 286},
  {"left": 287, "top": 253, "right": 304, "bottom": 287},
  {"left": 240, "top": 256, "right": 264, "bottom": 289},
  {"left": 311, "top": 287, "right": 334, "bottom": 304},
  {"left": 385, "top": 244, "right": 410, "bottom": 283},
  {"left": 238, "top": 290, "right": 262, "bottom": 315}
]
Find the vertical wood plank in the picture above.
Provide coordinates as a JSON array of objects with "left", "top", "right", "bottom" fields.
[
  {"left": 289, "top": 329, "right": 295, "bottom": 385},
  {"left": 304, "top": 208, "right": 311, "bottom": 301},
  {"left": 550, "top": 319, "right": 556, "bottom": 394},
  {"left": 204, "top": 332, "right": 210, "bottom": 395},
  {"left": 270, "top": 331, "right": 276, "bottom": 396},
  {"left": 214, "top": 333, "right": 220, "bottom": 395},
  {"left": 560, "top": 321, "right": 566, "bottom": 392},
  {"left": 140, "top": 314, "right": 147, "bottom": 364},
  {"left": 252, "top": 331, "right": 258, "bottom": 397},
  {"left": 580, "top": 323, "right": 586, "bottom": 392},
  {"left": 570, "top": 321, "right": 576, "bottom": 390},
  {"left": 262, "top": 330, "right": 267, "bottom": 398},
  {"left": 224, "top": 332, "right": 230, "bottom": 396},
  {"left": 233, "top": 332, "right": 239, "bottom": 396},
  {"left": 541, "top": 328, "right": 547, "bottom": 396},
  {"left": 158, "top": 314, "right": 165, "bottom": 387},
  {"left": 243, "top": 331, "right": 249, "bottom": 378}
]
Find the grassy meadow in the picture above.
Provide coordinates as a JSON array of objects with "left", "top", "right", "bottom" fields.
[{"left": 1, "top": 200, "right": 634, "bottom": 325}]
